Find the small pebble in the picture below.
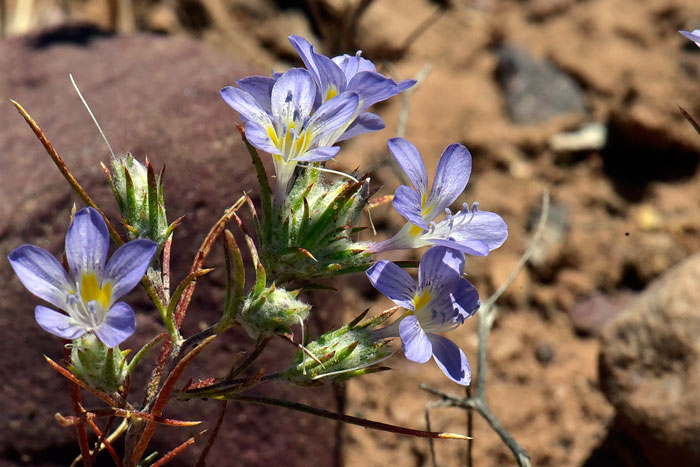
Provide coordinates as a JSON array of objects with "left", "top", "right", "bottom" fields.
[{"left": 535, "top": 343, "right": 554, "bottom": 365}]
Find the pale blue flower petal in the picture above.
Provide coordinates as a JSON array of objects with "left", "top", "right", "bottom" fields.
[
  {"left": 245, "top": 121, "right": 281, "bottom": 155},
  {"left": 8, "top": 244, "right": 73, "bottom": 309},
  {"left": 444, "top": 210, "right": 508, "bottom": 255},
  {"left": 387, "top": 137, "right": 428, "bottom": 194},
  {"left": 427, "top": 144, "right": 472, "bottom": 217},
  {"left": 680, "top": 29, "right": 700, "bottom": 47},
  {"left": 418, "top": 246, "right": 464, "bottom": 295},
  {"left": 347, "top": 71, "right": 399, "bottom": 112},
  {"left": 66, "top": 207, "right": 109, "bottom": 278},
  {"left": 335, "top": 112, "right": 385, "bottom": 142},
  {"left": 451, "top": 278, "right": 480, "bottom": 321},
  {"left": 397, "top": 79, "right": 417, "bottom": 92},
  {"left": 428, "top": 238, "right": 490, "bottom": 256},
  {"left": 94, "top": 302, "right": 136, "bottom": 348},
  {"left": 220, "top": 86, "right": 273, "bottom": 127},
  {"left": 428, "top": 334, "right": 471, "bottom": 385},
  {"left": 294, "top": 146, "right": 340, "bottom": 162},
  {"left": 399, "top": 315, "right": 432, "bottom": 363},
  {"left": 332, "top": 52, "right": 377, "bottom": 77},
  {"left": 289, "top": 35, "right": 347, "bottom": 100},
  {"left": 104, "top": 239, "right": 157, "bottom": 302},
  {"left": 393, "top": 185, "right": 427, "bottom": 228},
  {"left": 271, "top": 68, "right": 317, "bottom": 121},
  {"left": 35, "top": 305, "right": 85, "bottom": 340},
  {"left": 365, "top": 260, "right": 416, "bottom": 310},
  {"left": 307, "top": 91, "right": 359, "bottom": 141},
  {"left": 236, "top": 75, "right": 277, "bottom": 114}
]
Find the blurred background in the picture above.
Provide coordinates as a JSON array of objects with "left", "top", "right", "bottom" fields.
[{"left": 2, "top": 0, "right": 700, "bottom": 466}]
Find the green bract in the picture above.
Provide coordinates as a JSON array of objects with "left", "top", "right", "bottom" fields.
[
  {"left": 240, "top": 284, "right": 311, "bottom": 339},
  {"left": 69, "top": 334, "right": 129, "bottom": 394}
]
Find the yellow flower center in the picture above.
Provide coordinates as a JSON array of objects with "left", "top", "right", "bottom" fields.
[
  {"left": 408, "top": 224, "right": 424, "bottom": 237},
  {"left": 413, "top": 289, "right": 431, "bottom": 312},
  {"left": 80, "top": 273, "right": 112, "bottom": 309},
  {"left": 324, "top": 86, "right": 338, "bottom": 101}
]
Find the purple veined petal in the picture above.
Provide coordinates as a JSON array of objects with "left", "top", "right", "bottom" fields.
[
  {"left": 220, "top": 86, "right": 273, "bottom": 128},
  {"left": 393, "top": 185, "right": 427, "bottom": 228},
  {"left": 8, "top": 244, "right": 74, "bottom": 309},
  {"left": 245, "top": 121, "right": 282, "bottom": 156},
  {"left": 289, "top": 35, "right": 347, "bottom": 100},
  {"left": 332, "top": 52, "right": 377, "bottom": 78},
  {"left": 451, "top": 278, "right": 480, "bottom": 321},
  {"left": 335, "top": 112, "right": 385, "bottom": 143},
  {"left": 397, "top": 79, "right": 417, "bottom": 93},
  {"left": 426, "top": 144, "right": 472, "bottom": 219},
  {"left": 236, "top": 76, "right": 277, "bottom": 114},
  {"left": 103, "top": 239, "right": 157, "bottom": 302},
  {"left": 680, "top": 29, "right": 700, "bottom": 47},
  {"left": 387, "top": 138, "right": 428, "bottom": 195},
  {"left": 367, "top": 222, "right": 428, "bottom": 253},
  {"left": 94, "top": 302, "right": 136, "bottom": 348},
  {"left": 399, "top": 315, "right": 432, "bottom": 363},
  {"left": 428, "top": 237, "right": 490, "bottom": 256},
  {"left": 366, "top": 260, "right": 417, "bottom": 310},
  {"left": 66, "top": 207, "right": 110, "bottom": 278},
  {"left": 446, "top": 209, "right": 508, "bottom": 255},
  {"left": 347, "top": 71, "right": 399, "bottom": 112},
  {"left": 418, "top": 246, "right": 465, "bottom": 295},
  {"left": 428, "top": 334, "right": 471, "bottom": 385},
  {"left": 289, "top": 35, "right": 323, "bottom": 86},
  {"left": 294, "top": 146, "right": 340, "bottom": 162},
  {"left": 35, "top": 305, "right": 86, "bottom": 340},
  {"left": 271, "top": 68, "right": 317, "bottom": 122},
  {"left": 307, "top": 91, "right": 359, "bottom": 142}
]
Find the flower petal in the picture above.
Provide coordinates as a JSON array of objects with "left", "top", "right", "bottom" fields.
[
  {"left": 446, "top": 210, "right": 508, "bottom": 255},
  {"left": 428, "top": 334, "right": 471, "bottom": 385},
  {"left": 399, "top": 315, "right": 432, "bottom": 363},
  {"left": 35, "top": 305, "right": 85, "bottom": 340},
  {"left": 365, "top": 260, "right": 416, "bottom": 310},
  {"left": 347, "top": 71, "right": 399, "bottom": 111},
  {"left": 451, "top": 278, "right": 480, "bottom": 321},
  {"left": 289, "top": 35, "right": 347, "bottom": 100},
  {"left": 66, "top": 207, "right": 109, "bottom": 279},
  {"left": 220, "top": 86, "right": 273, "bottom": 127},
  {"left": 387, "top": 138, "right": 428, "bottom": 194},
  {"left": 335, "top": 112, "right": 385, "bottom": 142},
  {"left": 236, "top": 75, "right": 277, "bottom": 114},
  {"left": 245, "top": 121, "right": 281, "bottom": 155},
  {"left": 307, "top": 91, "right": 359, "bottom": 143},
  {"left": 426, "top": 144, "right": 472, "bottom": 219},
  {"left": 294, "top": 146, "right": 340, "bottom": 162},
  {"left": 103, "top": 239, "right": 157, "bottom": 302},
  {"left": 271, "top": 68, "right": 317, "bottom": 121},
  {"left": 368, "top": 223, "right": 428, "bottom": 253},
  {"left": 393, "top": 185, "right": 427, "bottom": 228},
  {"left": 332, "top": 52, "right": 377, "bottom": 78},
  {"left": 680, "top": 29, "right": 700, "bottom": 47},
  {"left": 8, "top": 244, "right": 73, "bottom": 309},
  {"left": 397, "top": 79, "right": 417, "bottom": 92},
  {"left": 418, "top": 246, "right": 464, "bottom": 295},
  {"left": 94, "top": 302, "right": 136, "bottom": 347}
]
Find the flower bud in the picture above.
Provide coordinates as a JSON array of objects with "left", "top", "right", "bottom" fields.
[
  {"left": 68, "top": 334, "right": 129, "bottom": 394},
  {"left": 107, "top": 153, "right": 169, "bottom": 245},
  {"left": 282, "top": 309, "right": 395, "bottom": 385},
  {"left": 239, "top": 284, "right": 310, "bottom": 339},
  {"left": 261, "top": 168, "right": 374, "bottom": 284}
]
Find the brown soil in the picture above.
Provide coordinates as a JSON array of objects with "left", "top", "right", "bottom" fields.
[{"left": 4, "top": 0, "right": 700, "bottom": 465}]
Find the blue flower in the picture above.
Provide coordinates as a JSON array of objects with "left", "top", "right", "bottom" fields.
[
  {"left": 366, "top": 246, "right": 479, "bottom": 385},
  {"left": 370, "top": 137, "right": 508, "bottom": 255},
  {"left": 289, "top": 35, "right": 416, "bottom": 146},
  {"left": 8, "top": 207, "right": 157, "bottom": 347},
  {"left": 680, "top": 29, "right": 700, "bottom": 47},
  {"left": 221, "top": 68, "right": 360, "bottom": 196}
]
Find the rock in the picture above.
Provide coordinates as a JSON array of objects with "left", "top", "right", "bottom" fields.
[
  {"left": 599, "top": 253, "right": 700, "bottom": 465},
  {"left": 495, "top": 45, "right": 587, "bottom": 125},
  {"left": 0, "top": 25, "right": 340, "bottom": 466},
  {"left": 569, "top": 292, "right": 634, "bottom": 336}
]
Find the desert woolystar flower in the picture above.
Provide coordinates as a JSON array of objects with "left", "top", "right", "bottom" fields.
[
  {"left": 366, "top": 246, "right": 479, "bottom": 385},
  {"left": 370, "top": 137, "right": 508, "bottom": 256},
  {"left": 8, "top": 207, "right": 157, "bottom": 347}
]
